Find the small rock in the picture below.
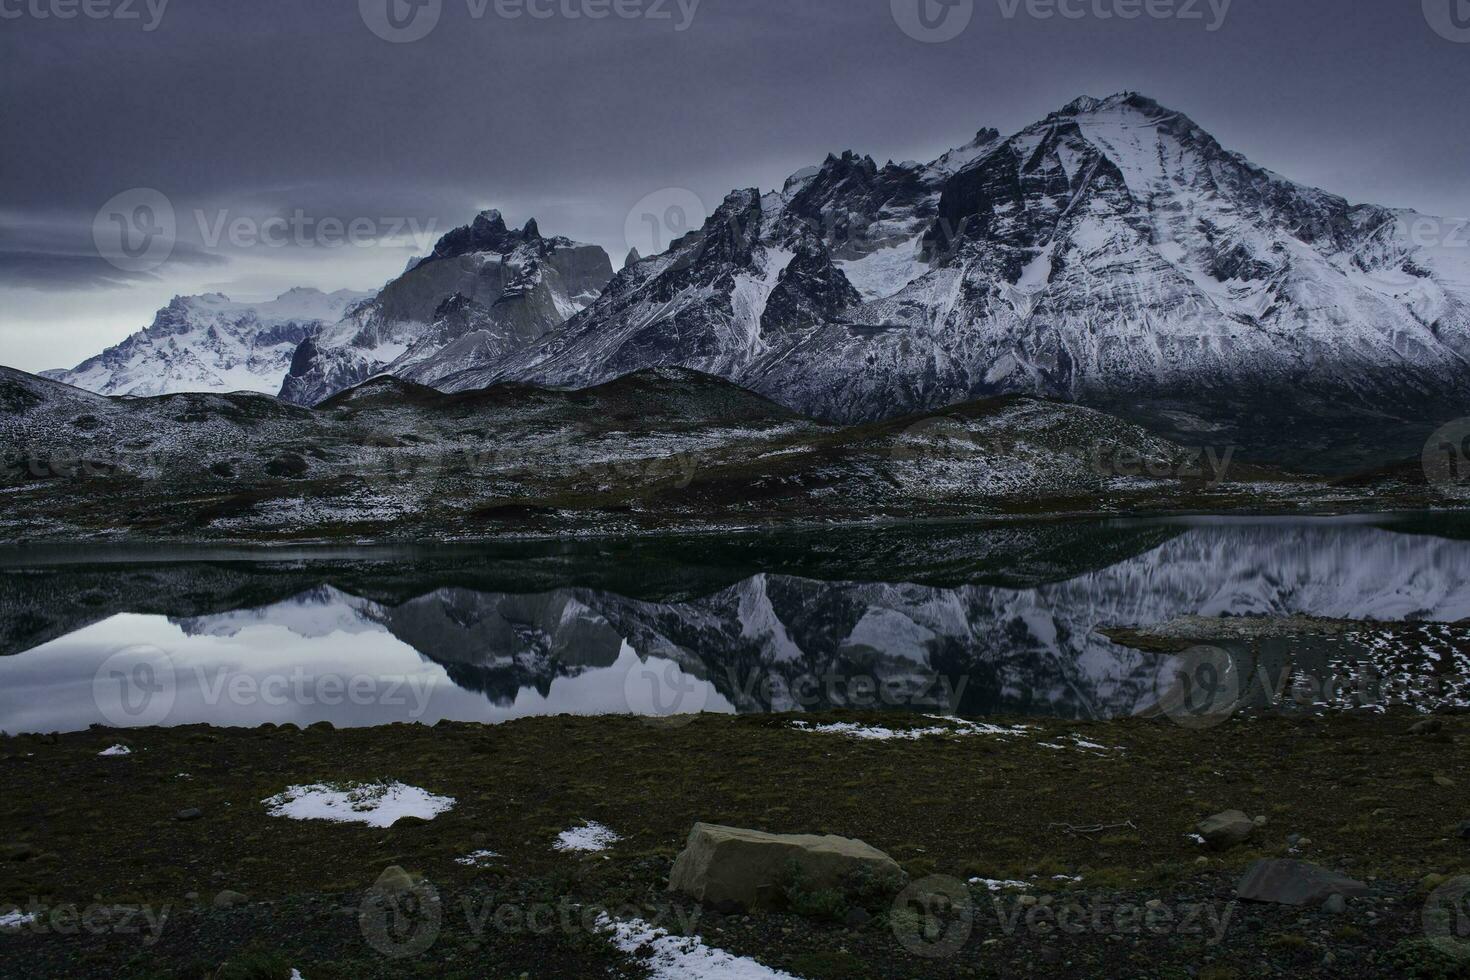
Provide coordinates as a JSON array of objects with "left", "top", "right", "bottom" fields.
[
  {"left": 212, "top": 890, "right": 248, "bottom": 910},
  {"left": 175, "top": 808, "right": 204, "bottom": 822},
  {"left": 1411, "top": 719, "right": 1444, "bottom": 736},
  {"left": 1253, "top": 815, "right": 1269, "bottom": 827},
  {"left": 1018, "top": 895, "right": 1039, "bottom": 907},
  {"left": 1435, "top": 775, "right": 1458, "bottom": 788},
  {"left": 1321, "top": 894, "right": 1347, "bottom": 915},
  {"left": 1198, "top": 810, "right": 1256, "bottom": 851},
  {"left": 372, "top": 866, "right": 422, "bottom": 895}
]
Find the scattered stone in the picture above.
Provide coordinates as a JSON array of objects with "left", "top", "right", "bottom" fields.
[
  {"left": 1236, "top": 860, "right": 1369, "bottom": 907},
  {"left": 1198, "top": 810, "right": 1256, "bottom": 850},
  {"left": 212, "top": 890, "right": 248, "bottom": 910},
  {"left": 372, "top": 866, "right": 423, "bottom": 895},
  {"left": 175, "top": 808, "right": 204, "bottom": 822},
  {"left": 667, "top": 823, "right": 905, "bottom": 911},
  {"left": 1322, "top": 894, "right": 1347, "bottom": 915},
  {"left": 1434, "top": 775, "right": 1458, "bottom": 788},
  {"left": 1252, "top": 815, "right": 1269, "bottom": 827}
]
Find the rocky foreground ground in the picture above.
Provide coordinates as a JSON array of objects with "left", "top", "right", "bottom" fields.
[{"left": 2, "top": 711, "right": 1469, "bottom": 978}]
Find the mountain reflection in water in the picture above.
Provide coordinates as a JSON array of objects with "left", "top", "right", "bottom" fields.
[{"left": 2, "top": 516, "right": 1468, "bottom": 732}]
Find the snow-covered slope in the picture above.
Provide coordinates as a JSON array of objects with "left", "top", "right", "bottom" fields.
[
  {"left": 278, "top": 211, "right": 612, "bottom": 404},
  {"left": 47, "top": 288, "right": 369, "bottom": 397},
  {"left": 435, "top": 93, "right": 1470, "bottom": 465},
  {"left": 745, "top": 93, "right": 1470, "bottom": 423}
]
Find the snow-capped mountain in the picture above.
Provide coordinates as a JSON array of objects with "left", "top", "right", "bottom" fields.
[
  {"left": 45, "top": 288, "right": 369, "bottom": 397},
  {"left": 434, "top": 94, "right": 1470, "bottom": 462},
  {"left": 278, "top": 210, "right": 612, "bottom": 404}
]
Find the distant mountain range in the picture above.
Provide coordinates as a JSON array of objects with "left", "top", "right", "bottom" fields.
[
  {"left": 40, "top": 92, "right": 1470, "bottom": 469},
  {"left": 43, "top": 288, "right": 370, "bottom": 397}
]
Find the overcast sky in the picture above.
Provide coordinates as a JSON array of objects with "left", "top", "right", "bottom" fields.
[{"left": 3, "top": 0, "right": 1470, "bottom": 372}]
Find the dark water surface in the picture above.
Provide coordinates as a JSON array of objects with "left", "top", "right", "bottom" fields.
[{"left": 2, "top": 515, "right": 1468, "bottom": 733}]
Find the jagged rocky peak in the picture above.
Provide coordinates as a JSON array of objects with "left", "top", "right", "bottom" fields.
[
  {"left": 278, "top": 209, "right": 614, "bottom": 405},
  {"left": 430, "top": 208, "right": 543, "bottom": 260},
  {"left": 623, "top": 247, "right": 641, "bottom": 270},
  {"left": 760, "top": 234, "right": 862, "bottom": 335},
  {"left": 689, "top": 189, "right": 764, "bottom": 268}
]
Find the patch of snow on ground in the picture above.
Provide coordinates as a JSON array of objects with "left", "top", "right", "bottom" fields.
[
  {"left": 600, "top": 915, "right": 799, "bottom": 979},
  {"left": 791, "top": 721, "right": 950, "bottom": 741},
  {"left": 98, "top": 744, "right": 131, "bottom": 757},
  {"left": 971, "top": 878, "right": 1031, "bottom": 892},
  {"left": 0, "top": 911, "right": 38, "bottom": 929},
  {"left": 262, "top": 782, "right": 455, "bottom": 828},
  {"left": 455, "top": 850, "right": 502, "bottom": 868},
  {"left": 794, "top": 717, "right": 1038, "bottom": 742},
  {"left": 555, "top": 821, "right": 621, "bottom": 853}
]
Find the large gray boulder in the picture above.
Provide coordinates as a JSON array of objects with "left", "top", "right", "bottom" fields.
[
  {"left": 1236, "top": 860, "right": 1369, "bottom": 907},
  {"left": 1197, "top": 810, "right": 1256, "bottom": 851},
  {"left": 668, "top": 823, "right": 905, "bottom": 911}
]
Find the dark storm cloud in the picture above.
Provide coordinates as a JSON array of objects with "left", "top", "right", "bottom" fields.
[
  {"left": 1, "top": 0, "right": 1469, "bottom": 362},
  {"left": 0, "top": 217, "right": 226, "bottom": 291}
]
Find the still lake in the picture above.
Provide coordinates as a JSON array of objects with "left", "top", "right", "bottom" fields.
[{"left": 1, "top": 514, "right": 1467, "bottom": 733}]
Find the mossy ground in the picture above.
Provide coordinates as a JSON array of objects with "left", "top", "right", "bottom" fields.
[{"left": 2, "top": 710, "right": 1468, "bottom": 978}]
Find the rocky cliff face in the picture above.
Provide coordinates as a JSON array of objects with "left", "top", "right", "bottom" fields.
[{"left": 278, "top": 210, "right": 613, "bottom": 404}]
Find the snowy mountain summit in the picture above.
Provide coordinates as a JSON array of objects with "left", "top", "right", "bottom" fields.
[
  {"left": 434, "top": 93, "right": 1470, "bottom": 463},
  {"left": 46, "top": 288, "right": 369, "bottom": 397}
]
